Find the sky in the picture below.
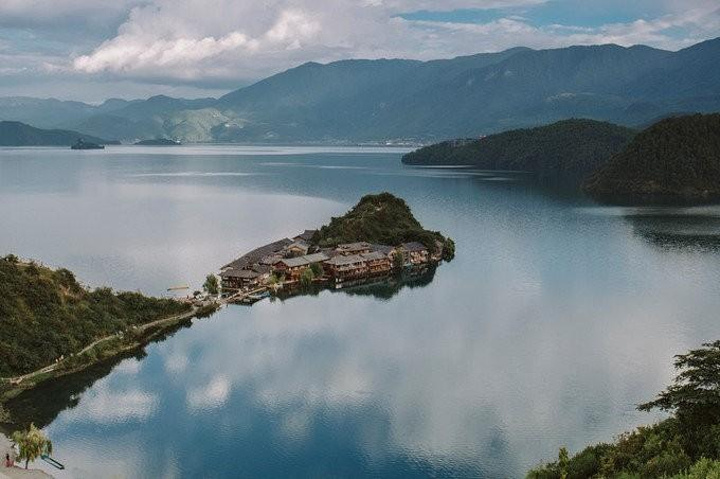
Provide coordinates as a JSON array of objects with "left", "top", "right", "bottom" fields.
[{"left": 0, "top": 0, "right": 718, "bottom": 103}]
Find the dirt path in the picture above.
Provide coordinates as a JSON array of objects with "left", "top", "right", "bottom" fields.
[{"left": 1, "top": 306, "right": 201, "bottom": 386}]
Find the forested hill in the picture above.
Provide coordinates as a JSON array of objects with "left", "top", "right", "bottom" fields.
[
  {"left": 402, "top": 119, "right": 636, "bottom": 183},
  {"left": 584, "top": 114, "right": 720, "bottom": 199},
  {"left": 0, "top": 121, "right": 117, "bottom": 146},
  {"left": 0, "top": 256, "right": 190, "bottom": 377},
  {"left": 311, "top": 193, "right": 455, "bottom": 260}
]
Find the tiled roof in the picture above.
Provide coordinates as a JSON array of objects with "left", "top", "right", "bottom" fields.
[
  {"left": 224, "top": 238, "right": 293, "bottom": 269},
  {"left": 294, "top": 230, "right": 317, "bottom": 241},
  {"left": 360, "top": 251, "right": 387, "bottom": 261},
  {"left": 220, "top": 268, "right": 260, "bottom": 279},
  {"left": 402, "top": 242, "right": 428, "bottom": 252},
  {"left": 278, "top": 252, "right": 329, "bottom": 268},
  {"left": 325, "top": 254, "right": 366, "bottom": 266}
]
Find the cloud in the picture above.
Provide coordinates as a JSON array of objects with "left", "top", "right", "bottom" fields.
[
  {"left": 67, "top": 0, "right": 720, "bottom": 84},
  {"left": 0, "top": 0, "right": 717, "bottom": 100}
]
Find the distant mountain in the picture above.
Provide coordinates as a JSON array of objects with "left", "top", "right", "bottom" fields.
[
  {"left": 584, "top": 114, "right": 720, "bottom": 201},
  {"left": 402, "top": 119, "right": 636, "bottom": 184},
  {"left": 207, "top": 38, "right": 720, "bottom": 143},
  {"left": 3, "top": 37, "right": 719, "bottom": 143},
  {"left": 0, "top": 121, "right": 117, "bottom": 146},
  {"left": 0, "top": 97, "right": 134, "bottom": 129}
]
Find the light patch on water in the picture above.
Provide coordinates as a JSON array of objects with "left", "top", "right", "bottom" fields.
[{"left": 127, "top": 172, "right": 258, "bottom": 178}]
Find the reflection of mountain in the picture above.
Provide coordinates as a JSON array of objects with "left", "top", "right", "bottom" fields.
[
  {"left": 627, "top": 210, "right": 720, "bottom": 251},
  {"left": 1, "top": 319, "right": 193, "bottom": 431}
]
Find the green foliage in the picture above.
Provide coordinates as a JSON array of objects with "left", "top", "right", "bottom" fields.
[
  {"left": 203, "top": 274, "right": 219, "bottom": 296},
  {"left": 0, "top": 258, "right": 191, "bottom": 377},
  {"left": 403, "top": 119, "right": 636, "bottom": 184},
  {"left": 528, "top": 340, "right": 720, "bottom": 478},
  {"left": 2, "top": 254, "right": 19, "bottom": 264},
  {"left": 11, "top": 423, "right": 52, "bottom": 469},
  {"left": 310, "top": 262, "right": 324, "bottom": 277},
  {"left": 585, "top": 114, "right": 720, "bottom": 198},
  {"left": 558, "top": 447, "right": 569, "bottom": 479},
  {"left": 311, "top": 192, "right": 453, "bottom": 257},
  {"left": 299, "top": 268, "right": 315, "bottom": 289},
  {"left": 0, "top": 120, "right": 115, "bottom": 146},
  {"left": 392, "top": 251, "right": 405, "bottom": 271},
  {"left": 670, "top": 458, "right": 720, "bottom": 479}
]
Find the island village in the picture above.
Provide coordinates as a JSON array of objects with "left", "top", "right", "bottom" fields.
[{"left": 219, "top": 230, "right": 438, "bottom": 301}]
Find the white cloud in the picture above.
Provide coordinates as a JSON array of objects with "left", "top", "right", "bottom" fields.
[
  {"left": 66, "top": 0, "right": 720, "bottom": 84},
  {"left": 0, "top": 0, "right": 717, "bottom": 99}
]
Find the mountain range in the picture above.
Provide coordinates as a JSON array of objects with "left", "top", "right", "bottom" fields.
[{"left": 0, "top": 37, "right": 718, "bottom": 143}]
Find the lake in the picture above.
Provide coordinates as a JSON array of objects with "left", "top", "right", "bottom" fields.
[{"left": 2, "top": 145, "right": 720, "bottom": 478}]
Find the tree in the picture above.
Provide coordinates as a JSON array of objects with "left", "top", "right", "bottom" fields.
[
  {"left": 2, "top": 254, "right": 19, "bottom": 263},
  {"left": 299, "top": 268, "right": 315, "bottom": 289},
  {"left": 442, "top": 238, "right": 456, "bottom": 261},
  {"left": 11, "top": 423, "right": 52, "bottom": 469},
  {"left": 310, "top": 262, "right": 324, "bottom": 277},
  {"left": 558, "top": 447, "right": 569, "bottom": 479},
  {"left": 203, "top": 274, "right": 219, "bottom": 296},
  {"left": 392, "top": 251, "right": 405, "bottom": 271},
  {"left": 639, "top": 340, "right": 720, "bottom": 453}
]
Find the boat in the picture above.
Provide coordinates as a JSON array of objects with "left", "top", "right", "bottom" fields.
[
  {"left": 71, "top": 138, "right": 104, "bottom": 150},
  {"left": 41, "top": 454, "right": 65, "bottom": 470}
]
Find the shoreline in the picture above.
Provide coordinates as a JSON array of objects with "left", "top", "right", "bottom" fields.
[
  {"left": 0, "top": 433, "right": 52, "bottom": 478},
  {"left": 0, "top": 303, "right": 218, "bottom": 404}
]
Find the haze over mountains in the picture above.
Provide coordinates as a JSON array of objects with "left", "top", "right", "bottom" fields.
[{"left": 1, "top": 37, "right": 719, "bottom": 144}]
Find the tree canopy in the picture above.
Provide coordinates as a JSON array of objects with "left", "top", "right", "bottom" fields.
[
  {"left": 0, "top": 257, "right": 190, "bottom": 377},
  {"left": 402, "top": 119, "right": 636, "bottom": 185},
  {"left": 311, "top": 192, "right": 454, "bottom": 257},
  {"left": 528, "top": 340, "right": 720, "bottom": 478},
  {"left": 585, "top": 113, "right": 720, "bottom": 199}
]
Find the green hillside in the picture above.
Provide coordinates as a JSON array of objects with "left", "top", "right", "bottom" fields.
[
  {"left": 0, "top": 256, "right": 190, "bottom": 377},
  {"left": 584, "top": 114, "right": 720, "bottom": 199},
  {"left": 0, "top": 121, "right": 117, "bottom": 146},
  {"left": 311, "top": 193, "right": 455, "bottom": 260},
  {"left": 402, "top": 119, "right": 636, "bottom": 183}
]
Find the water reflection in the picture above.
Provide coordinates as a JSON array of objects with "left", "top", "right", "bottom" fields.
[
  {"left": 3, "top": 147, "right": 720, "bottom": 478},
  {"left": 625, "top": 210, "right": 720, "bottom": 251}
]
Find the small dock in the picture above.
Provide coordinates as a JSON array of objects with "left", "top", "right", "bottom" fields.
[{"left": 224, "top": 286, "right": 270, "bottom": 305}]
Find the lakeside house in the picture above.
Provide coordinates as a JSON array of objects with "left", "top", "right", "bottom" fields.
[
  {"left": 220, "top": 231, "right": 433, "bottom": 294},
  {"left": 273, "top": 252, "right": 329, "bottom": 281}
]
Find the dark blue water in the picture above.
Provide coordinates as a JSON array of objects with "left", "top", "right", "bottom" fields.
[{"left": 2, "top": 145, "right": 720, "bottom": 478}]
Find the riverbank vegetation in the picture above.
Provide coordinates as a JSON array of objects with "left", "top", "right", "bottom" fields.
[
  {"left": 311, "top": 192, "right": 455, "bottom": 261},
  {"left": 584, "top": 114, "right": 720, "bottom": 200},
  {"left": 528, "top": 341, "right": 720, "bottom": 478},
  {"left": 0, "top": 255, "right": 191, "bottom": 378},
  {"left": 402, "top": 119, "right": 635, "bottom": 184}
]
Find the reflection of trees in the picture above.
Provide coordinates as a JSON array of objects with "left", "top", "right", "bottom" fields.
[
  {"left": 333, "top": 266, "right": 437, "bottom": 300},
  {"left": 627, "top": 212, "right": 720, "bottom": 252},
  {"left": 273, "top": 266, "right": 438, "bottom": 302},
  {"left": 1, "top": 319, "right": 193, "bottom": 432}
]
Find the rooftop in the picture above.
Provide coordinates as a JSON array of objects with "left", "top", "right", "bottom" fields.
[
  {"left": 224, "top": 238, "right": 293, "bottom": 269},
  {"left": 278, "top": 252, "right": 329, "bottom": 268},
  {"left": 402, "top": 242, "right": 428, "bottom": 252}
]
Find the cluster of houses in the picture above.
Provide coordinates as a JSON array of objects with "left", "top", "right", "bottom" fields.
[{"left": 220, "top": 230, "right": 436, "bottom": 294}]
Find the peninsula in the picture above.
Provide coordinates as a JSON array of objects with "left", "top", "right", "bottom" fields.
[
  {"left": 401, "top": 119, "right": 636, "bottom": 185},
  {"left": 0, "top": 256, "right": 201, "bottom": 402},
  {"left": 220, "top": 193, "right": 454, "bottom": 297},
  {"left": 584, "top": 114, "right": 720, "bottom": 201}
]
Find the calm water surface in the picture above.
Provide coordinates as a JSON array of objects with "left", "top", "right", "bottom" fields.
[{"left": 2, "top": 145, "right": 720, "bottom": 478}]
